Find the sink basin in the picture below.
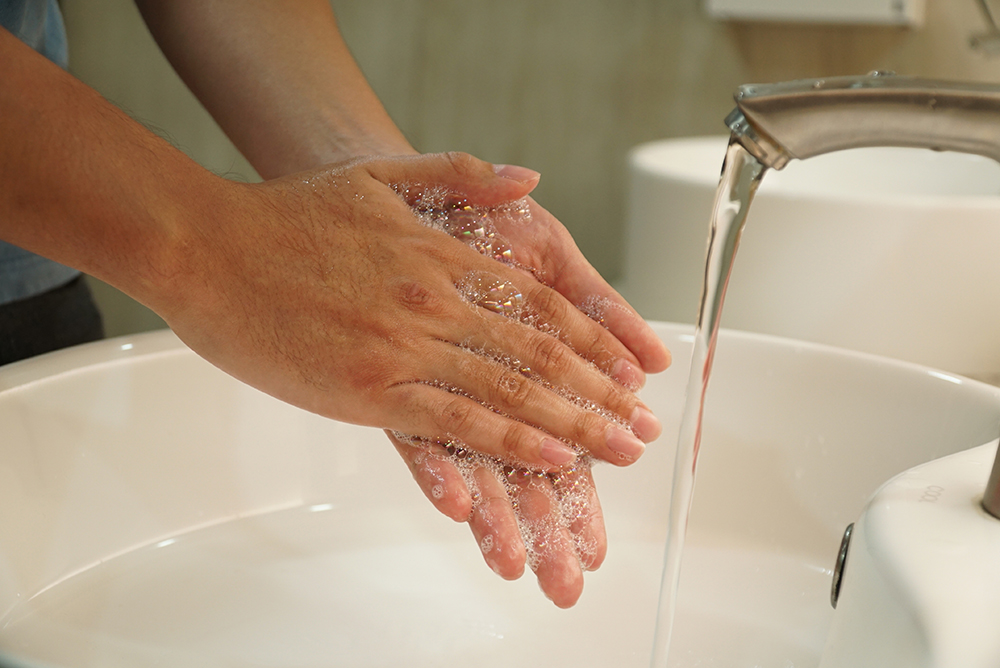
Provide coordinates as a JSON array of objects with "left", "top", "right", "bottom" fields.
[
  {"left": 821, "top": 440, "right": 1000, "bottom": 668},
  {"left": 619, "top": 136, "right": 1000, "bottom": 379},
  {"left": 0, "top": 324, "right": 997, "bottom": 667}
]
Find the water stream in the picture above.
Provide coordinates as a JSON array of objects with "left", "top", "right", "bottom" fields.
[{"left": 650, "top": 139, "right": 767, "bottom": 667}]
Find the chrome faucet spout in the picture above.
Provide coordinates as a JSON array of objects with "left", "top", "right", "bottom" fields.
[
  {"left": 726, "top": 73, "right": 1000, "bottom": 169},
  {"left": 724, "top": 72, "right": 1000, "bottom": 519}
]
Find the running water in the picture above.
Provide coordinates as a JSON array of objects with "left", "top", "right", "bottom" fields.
[{"left": 650, "top": 139, "right": 767, "bottom": 667}]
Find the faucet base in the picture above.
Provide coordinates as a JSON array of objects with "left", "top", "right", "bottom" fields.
[{"left": 821, "top": 440, "right": 1000, "bottom": 668}]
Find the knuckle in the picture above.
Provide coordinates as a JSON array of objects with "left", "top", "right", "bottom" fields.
[
  {"left": 583, "top": 331, "right": 616, "bottom": 370},
  {"left": 598, "top": 381, "right": 636, "bottom": 418},
  {"left": 437, "top": 395, "right": 477, "bottom": 437},
  {"left": 569, "top": 410, "right": 606, "bottom": 446},
  {"left": 443, "top": 151, "right": 478, "bottom": 177},
  {"left": 492, "top": 371, "right": 533, "bottom": 412},
  {"left": 532, "top": 333, "right": 572, "bottom": 374},
  {"left": 500, "top": 424, "right": 528, "bottom": 460},
  {"left": 396, "top": 280, "right": 446, "bottom": 316},
  {"left": 529, "top": 285, "right": 569, "bottom": 324}
]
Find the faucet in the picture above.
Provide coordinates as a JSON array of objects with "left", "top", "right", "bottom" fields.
[
  {"left": 723, "top": 72, "right": 1000, "bottom": 519},
  {"left": 972, "top": 0, "right": 1000, "bottom": 52},
  {"left": 725, "top": 72, "right": 1000, "bottom": 169}
]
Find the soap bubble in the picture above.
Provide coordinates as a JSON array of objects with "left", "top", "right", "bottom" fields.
[
  {"left": 395, "top": 429, "right": 600, "bottom": 575},
  {"left": 388, "top": 184, "right": 640, "bottom": 577},
  {"left": 458, "top": 271, "right": 524, "bottom": 319},
  {"left": 442, "top": 207, "right": 487, "bottom": 241},
  {"left": 577, "top": 294, "right": 628, "bottom": 329},
  {"left": 390, "top": 183, "right": 529, "bottom": 266}
]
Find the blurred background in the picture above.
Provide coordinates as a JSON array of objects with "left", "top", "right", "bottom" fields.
[{"left": 60, "top": 0, "right": 999, "bottom": 336}]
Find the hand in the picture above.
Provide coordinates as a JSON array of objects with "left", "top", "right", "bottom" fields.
[
  {"left": 497, "top": 197, "right": 672, "bottom": 380},
  {"left": 384, "top": 162, "right": 668, "bottom": 607},
  {"left": 157, "top": 152, "right": 661, "bottom": 470},
  {"left": 389, "top": 432, "right": 606, "bottom": 608},
  {"left": 154, "top": 151, "right": 659, "bottom": 607}
]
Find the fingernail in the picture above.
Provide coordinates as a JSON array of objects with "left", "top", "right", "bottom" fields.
[
  {"left": 606, "top": 427, "right": 645, "bottom": 462},
  {"left": 493, "top": 163, "right": 541, "bottom": 183},
  {"left": 611, "top": 358, "right": 645, "bottom": 391},
  {"left": 631, "top": 406, "right": 662, "bottom": 443},
  {"left": 541, "top": 438, "right": 578, "bottom": 467}
]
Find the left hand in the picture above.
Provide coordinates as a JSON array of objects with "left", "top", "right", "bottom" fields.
[{"left": 390, "top": 431, "right": 606, "bottom": 608}]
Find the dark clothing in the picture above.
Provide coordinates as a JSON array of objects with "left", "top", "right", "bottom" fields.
[{"left": 0, "top": 276, "right": 104, "bottom": 365}]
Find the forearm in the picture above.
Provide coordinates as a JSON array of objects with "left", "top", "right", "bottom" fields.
[
  {"left": 135, "top": 0, "right": 414, "bottom": 178},
  {"left": 0, "top": 27, "right": 218, "bottom": 313}
]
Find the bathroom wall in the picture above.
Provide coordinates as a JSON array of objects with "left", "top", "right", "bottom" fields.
[{"left": 60, "top": 0, "right": 999, "bottom": 336}]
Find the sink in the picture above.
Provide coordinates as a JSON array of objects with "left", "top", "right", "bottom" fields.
[
  {"left": 619, "top": 136, "right": 1000, "bottom": 379},
  {"left": 821, "top": 441, "right": 1000, "bottom": 668},
  {"left": 1, "top": 324, "right": 997, "bottom": 667}
]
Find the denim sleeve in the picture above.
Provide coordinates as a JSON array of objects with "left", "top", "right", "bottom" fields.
[{"left": 0, "top": 0, "right": 79, "bottom": 305}]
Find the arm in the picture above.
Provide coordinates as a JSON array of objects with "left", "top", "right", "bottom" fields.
[
  {"left": 0, "top": 27, "right": 640, "bottom": 461},
  {"left": 0, "top": 26, "right": 210, "bottom": 309},
  {"left": 133, "top": 0, "right": 414, "bottom": 177}
]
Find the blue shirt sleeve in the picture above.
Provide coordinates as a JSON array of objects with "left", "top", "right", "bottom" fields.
[{"left": 0, "top": 0, "right": 79, "bottom": 305}]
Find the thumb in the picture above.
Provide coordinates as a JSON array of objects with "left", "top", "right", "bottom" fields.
[{"left": 365, "top": 152, "right": 540, "bottom": 207}]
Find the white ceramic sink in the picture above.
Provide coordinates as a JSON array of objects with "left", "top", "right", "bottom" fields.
[
  {"left": 0, "top": 324, "right": 998, "bottom": 667},
  {"left": 619, "top": 136, "right": 1000, "bottom": 379}
]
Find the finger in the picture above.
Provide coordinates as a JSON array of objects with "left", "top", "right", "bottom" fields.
[
  {"left": 441, "top": 267, "right": 662, "bottom": 442},
  {"left": 553, "top": 463, "right": 607, "bottom": 571},
  {"left": 362, "top": 152, "right": 540, "bottom": 208},
  {"left": 425, "top": 209, "right": 649, "bottom": 391},
  {"left": 509, "top": 471, "right": 584, "bottom": 608},
  {"left": 586, "top": 294, "right": 672, "bottom": 375},
  {"left": 494, "top": 319, "right": 663, "bottom": 444},
  {"left": 453, "top": 262, "right": 649, "bottom": 393},
  {"left": 426, "top": 342, "right": 651, "bottom": 466},
  {"left": 387, "top": 431, "right": 472, "bottom": 522},
  {"left": 471, "top": 293, "right": 653, "bottom": 419},
  {"left": 493, "top": 198, "right": 671, "bottom": 374},
  {"left": 467, "top": 464, "right": 526, "bottom": 580},
  {"left": 386, "top": 381, "right": 592, "bottom": 470},
  {"left": 521, "top": 280, "right": 648, "bottom": 387}
]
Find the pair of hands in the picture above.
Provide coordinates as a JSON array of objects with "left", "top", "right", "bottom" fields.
[
  {"left": 127, "top": 0, "right": 670, "bottom": 606},
  {"left": 160, "top": 151, "right": 669, "bottom": 608},
  {"left": 0, "top": 17, "right": 667, "bottom": 607}
]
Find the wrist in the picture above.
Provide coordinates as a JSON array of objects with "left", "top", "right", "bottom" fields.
[
  {"left": 131, "top": 170, "right": 244, "bottom": 328},
  {"left": 255, "top": 127, "right": 417, "bottom": 178}
]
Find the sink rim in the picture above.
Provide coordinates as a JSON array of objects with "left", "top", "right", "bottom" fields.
[
  {"left": 2, "top": 322, "right": 1000, "bottom": 667},
  {"left": 2, "top": 321, "right": 988, "bottom": 394}
]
